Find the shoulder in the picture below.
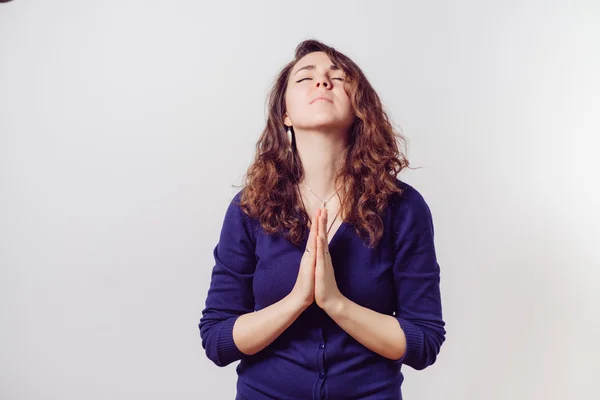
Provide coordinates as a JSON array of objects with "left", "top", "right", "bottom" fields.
[
  {"left": 223, "top": 186, "right": 260, "bottom": 243},
  {"left": 388, "top": 178, "right": 434, "bottom": 231},
  {"left": 231, "top": 187, "right": 244, "bottom": 207},
  {"left": 390, "top": 178, "right": 431, "bottom": 212},
  {"left": 226, "top": 187, "right": 250, "bottom": 216}
]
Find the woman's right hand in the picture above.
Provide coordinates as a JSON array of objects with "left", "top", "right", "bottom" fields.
[{"left": 290, "top": 208, "right": 321, "bottom": 309}]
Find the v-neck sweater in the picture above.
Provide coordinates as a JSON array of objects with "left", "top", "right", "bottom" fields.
[{"left": 198, "top": 179, "right": 446, "bottom": 399}]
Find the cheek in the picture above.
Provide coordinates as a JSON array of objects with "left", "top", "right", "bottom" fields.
[
  {"left": 342, "top": 87, "right": 352, "bottom": 103},
  {"left": 342, "top": 90, "right": 355, "bottom": 116},
  {"left": 285, "top": 92, "right": 307, "bottom": 118},
  {"left": 338, "top": 91, "right": 353, "bottom": 114}
]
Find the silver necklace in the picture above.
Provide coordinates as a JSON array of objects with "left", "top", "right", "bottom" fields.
[
  {"left": 298, "top": 182, "right": 344, "bottom": 236},
  {"left": 303, "top": 182, "right": 343, "bottom": 208}
]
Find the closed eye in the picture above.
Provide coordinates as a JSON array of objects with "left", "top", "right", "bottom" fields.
[{"left": 295, "top": 77, "right": 345, "bottom": 83}]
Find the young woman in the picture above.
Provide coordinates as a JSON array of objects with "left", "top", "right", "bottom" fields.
[{"left": 199, "top": 39, "right": 446, "bottom": 400}]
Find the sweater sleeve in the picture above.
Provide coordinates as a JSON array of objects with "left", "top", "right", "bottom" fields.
[
  {"left": 392, "top": 188, "right": 446, "bottom": 370},
  {"left": 198, "top": 191, "right": 257, "bottom": 367}
]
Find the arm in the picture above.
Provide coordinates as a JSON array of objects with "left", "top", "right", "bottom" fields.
[
  {"left": 233, "top": 293, "right": 309, "bottom": 356},
  {"left": 389, "top": 190, "right": 446, "bottom": 369},
  {"left": 324, "top": 297, "right": 407, "bottom": 360},
  {"left": 198, "top": 192, "right": 308, "bottom": 367},
  {"left": 325, "top": 190, "right": 446, "bottom": 370}
]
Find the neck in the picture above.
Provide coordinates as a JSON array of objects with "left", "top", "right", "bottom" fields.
[{"left": 294, "top": 126, "right": 349, "bottom": 204}]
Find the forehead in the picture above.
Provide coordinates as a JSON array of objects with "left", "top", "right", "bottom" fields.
[
  {"left": 296, "top": 51, "right": 331, "bottom": 66},
  {"left": 291, "top": 51, "right": 341, "bottom": 75}
]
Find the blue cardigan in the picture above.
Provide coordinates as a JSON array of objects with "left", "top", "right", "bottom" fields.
[{"left": 198, "top": 179, "right": 446, "bottom": 399}]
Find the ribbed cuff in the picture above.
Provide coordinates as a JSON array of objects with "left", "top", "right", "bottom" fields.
[
  {"left": 395, "top": 317, "right": 424, "bottom": 365},
  {"left": 216, "top": 316, "right": 245, "bottom": 367}
]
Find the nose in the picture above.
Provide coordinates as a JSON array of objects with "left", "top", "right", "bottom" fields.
[{"left": 315, "top": 76, "right": 331, "bottom": 89}]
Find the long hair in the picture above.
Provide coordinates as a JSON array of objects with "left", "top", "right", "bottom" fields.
[{"left": 238, "top": 39, "right": 412, "bottom": 248}]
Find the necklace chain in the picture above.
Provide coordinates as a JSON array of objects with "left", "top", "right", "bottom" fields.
[
  {"left": 304, "top": 182, "right": 342, "bottom": 208},
  {"left": 298, "top": 182, "right": 344, "bottom": 236}
]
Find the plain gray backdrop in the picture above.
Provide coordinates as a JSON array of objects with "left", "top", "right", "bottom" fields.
[{"left": 1, "top": 0, "right": 599, "bottom": 399}]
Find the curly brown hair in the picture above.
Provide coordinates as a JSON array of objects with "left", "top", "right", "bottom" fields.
[{"left": 237, "top": 39, "right": 413, "bottom": 248}]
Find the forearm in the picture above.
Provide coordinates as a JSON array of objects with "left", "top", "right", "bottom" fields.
[
  {"left": 325, "top": 296, "right": 406, "bottom": 360},
  {"left": 233, "top": 293, "right": 309, "bottom": 356}
]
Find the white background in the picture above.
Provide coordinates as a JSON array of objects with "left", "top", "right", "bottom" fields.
[{"left": 1, "top": 1, "right": 599, "bottom": 399}]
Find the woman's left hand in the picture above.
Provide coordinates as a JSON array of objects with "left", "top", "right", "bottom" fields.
[{"left": 315, "top": 208, "right": 344, "bottom": 313}]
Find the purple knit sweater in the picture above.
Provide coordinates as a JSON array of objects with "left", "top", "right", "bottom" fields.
[{"left": 199, "top": 179, "right": 446, "bottom": 399}]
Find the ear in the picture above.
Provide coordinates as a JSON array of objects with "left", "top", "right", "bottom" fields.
[{"left": 283, "top": 113, "right": 292, "bottom": 127}]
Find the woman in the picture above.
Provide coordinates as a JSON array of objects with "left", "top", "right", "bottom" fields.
[{"left": 199, "top": 39, "right": 446, "bottom": 399}]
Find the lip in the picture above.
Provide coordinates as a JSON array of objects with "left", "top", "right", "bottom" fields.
[{"left": 310, "top": 96, "right": 333, "bottom": 104}]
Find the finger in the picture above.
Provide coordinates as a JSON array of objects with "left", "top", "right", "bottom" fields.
[
  {"left": 310, "top": 223, "right": 318, "bottom": 255},
  {"left": 309, "top": 209, "right": 319, "bottom": 236},
  {"left": 320, "top": 210, "right": 330, "bottom": 258},
  {"left": 320, "top": 209, "right": 327, "bottom": 242},
  {"left": 317, "top": 208, "right": 322, "bottom": 236},
  {"left": 307, "top": 209, "right": 320, "bottom": 254},
  {"left": 316, "top": 229, "right": 322, "bottom": 261},
  {"left": 318, "top": 235, "right": 327, "bottom": 264},
  {"left": 312, "top": 208, "right": 321, "bottom": 239}
]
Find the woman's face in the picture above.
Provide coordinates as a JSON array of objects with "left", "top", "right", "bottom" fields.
[{"left": 284, "top": 51, "right": 355, "bottom": 132}]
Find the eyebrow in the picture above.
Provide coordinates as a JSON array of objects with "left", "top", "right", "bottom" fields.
[{"left": 293, "top": 64, "right": 342, "bottom": 76}]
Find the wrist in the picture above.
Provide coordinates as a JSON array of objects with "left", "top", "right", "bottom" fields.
[
  {"left": 286, "top": 292, "right": 312, "bottom": 312},
  {"left": 323, "top": 295, "right": 347, "bottom": 318}
]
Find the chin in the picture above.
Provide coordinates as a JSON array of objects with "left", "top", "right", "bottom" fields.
[
  {"left": 305, "top": 122, "right": 343, "bottom": 132},
  {"left": 305, "top": 115, "right": 342, "bottom": 128}
]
